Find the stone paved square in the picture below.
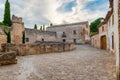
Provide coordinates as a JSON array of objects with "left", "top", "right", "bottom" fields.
[{"left": 0, "top": 45, "right": 116, "bottom": 80}]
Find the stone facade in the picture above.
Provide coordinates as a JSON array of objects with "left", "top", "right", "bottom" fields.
[
  {"left": 47, "top": 21, "right": 90, "bottom": 44},
  {"left": 91, "top": 0, "right": 120, "bottom": 79},
  {"left": 109, "top": 0, "right": 119, "bottom": 79},
  {"left": 99, "top": 22, "right": 108, "bottom": 50},
  {"left": 91, "top": 33, "right": 100, "bottom": 48},
  {"left": 0, "top": 27, "right": 7, "bottom": 51},
  {"left": 117, "top": 0, "right": 120, "bottom": 79},
  {"left": 2, "top": 43, "right": 76, "bottom": 56},
  {"left": 11, "top": 15, "right": 25, "bottom": 44},
  {"left": 25, "top": 28, "right": 57, "bottom": 44}
]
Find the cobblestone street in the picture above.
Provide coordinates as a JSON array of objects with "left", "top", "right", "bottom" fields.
[{"left": 0, "top": 45, "right": 116, "bottom": 80}]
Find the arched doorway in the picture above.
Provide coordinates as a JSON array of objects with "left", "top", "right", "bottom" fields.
[{"left": 101, "top": 35, "right": 107, "bottom": 50}]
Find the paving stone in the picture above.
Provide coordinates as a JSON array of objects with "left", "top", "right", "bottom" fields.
[{"left": 0, "top": 45, "right": 116, "bottom": 80}]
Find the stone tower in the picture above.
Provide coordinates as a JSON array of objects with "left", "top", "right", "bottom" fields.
[{"left": 11, "top": 15, "right": 25, "bottom": 44}]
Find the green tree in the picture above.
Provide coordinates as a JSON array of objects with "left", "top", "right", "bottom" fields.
[
  {"left": 0, "top": 22, "right": 4, "bottom": 25},
  {"left": 22, "top": 31, "right": 25, "bottom": 44},
  {"left": 34, "top": 24, "right": 37, "bottom": 29},
  {"left": 90, "top": 18, "right": 103, "bottom": 34},
  {"left": 43, "top": 25, "right": 45, "bottom": 31},
  {"left": 3, "top": 0, "right": 11, "bottom": 26},
  {"left": 50, "top": 23, "right": 53, "bottom": 27},
  {"left": 40, "top": 26, "right": 42, "bottom": 30},
  {"left": 4, "top": 29, "right": 11, "bottom": 43}
]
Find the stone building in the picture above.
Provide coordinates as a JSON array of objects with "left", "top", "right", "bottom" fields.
[
  {"left": 105, "top": 10, "right": 115, "bottom": 54},
  {"left": 91, "top": 21, "right": 108, "bottom": 50},
  {"left": 10, "top": 15, "right": 57, "bottom": 44},
  {"left": 106, "top": 0, "right": 119, "bottom": 79},
  {"left": 47, "top": 21, "right": 90, "bottom": 44},
  {"left": 98, "top": 21, "right": 108, "bottom": 50},
  {"left": 25, "top": 28, "right": 57, "bottom": 44},
  {"left": 91, "top": 0, "right": 120, "bottom": 79}
]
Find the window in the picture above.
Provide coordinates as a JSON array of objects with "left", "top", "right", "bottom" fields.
[
  {"left": 42, "top": 38, "right": 44, "bottom": 42},
  {"left": 102, "top": 26, "right": 104, "bottom": 32},
  {"left": 26, "top": 38, "right": 29, "bottom": 42},
  {"left": 63, "top": 39, "right": 66, "bottom": 42},
  {"left": 73, "top": 39, "right": 76, "bottom": 43},
  {"left": 112, "top": 35, "right": 114, "bottom": 49},
  {"left": 73, "top": 30, "right": 77, "bottom": 35},
  {"left": 112, "top": 14, "right": 114, "bottom": 25},
  {"left": 62, "top": 32, "right": 67, "bottom": 38},
  {"left": 109, "top": 20, "right": 110, "bottom": 26}
]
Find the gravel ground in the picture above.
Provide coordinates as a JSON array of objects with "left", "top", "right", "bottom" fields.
[{"left": 0, "top": 45, "right": 116, "bottom": 80}]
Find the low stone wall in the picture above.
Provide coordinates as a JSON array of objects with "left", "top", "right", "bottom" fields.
[
  {"left": 1, "top": 43, "right": 76, "bottom": 56},
  {"left": 0, "top": 51, "right": 17, "bottom": 65}
]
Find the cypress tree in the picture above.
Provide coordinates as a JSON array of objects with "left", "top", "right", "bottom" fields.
[
  {"left": 7, "top": 30, "right": 11, "bottom": 43},
  {"left": 3, "top": 0, "right": 11, "bottom": 26},
  {"left": 40, "top": 26, "right": 42, "bottom": 30},
  {"left": 4, "top": 28, "right": 11, "bottom": 43},
  {"left": 43, "top": 25, "right": 45, "bottom": 31},
  {"left": 34, "top": 24, "right": 37, "bottom": 29},
  {"left": 22, "top": 31, "right": 25, "bottom": 44},
  {"left": 50, "top": 23, "right": 53, "bottom": 27}
]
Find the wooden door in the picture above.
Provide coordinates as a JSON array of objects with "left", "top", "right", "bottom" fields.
[{"left": 101, "top": 36, "right": 107, "bottom": 50}]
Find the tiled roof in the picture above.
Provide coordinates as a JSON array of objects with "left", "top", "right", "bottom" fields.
[{"left": 48, "top": 21, "right": 89, "bottom": 28}]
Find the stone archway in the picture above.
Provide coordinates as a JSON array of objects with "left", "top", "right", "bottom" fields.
[{"left": 101, "top": 35, "right": 107, "bottom": 50}]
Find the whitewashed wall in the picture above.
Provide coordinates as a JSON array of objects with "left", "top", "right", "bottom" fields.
[{"left": 113, "top": 0, "right": 119, "bottom": 76}]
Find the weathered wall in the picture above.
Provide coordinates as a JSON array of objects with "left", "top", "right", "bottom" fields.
[
  {"left": 47, "top": 21, "right": 90, "bottom": 44},
  {"left": 25, "top": 28, "right": 57, "bottom": 44},
  {"left": 1, "top": 43, "right": 76, "bottom": 56},
  {"left": 0, "top": 27, "right": 7, "bottom": 51},
  {"left": 116, "top": 0, "right": 120, "bottom": 79},
  {"left": 11, "top": 15, "right": 25, "bottom": 44},
  {"left": 99, "top": 23, "right": 108, "bottom": 50},
  {"left": 91, "top": 33, "right": 100, "bottom": 48}
]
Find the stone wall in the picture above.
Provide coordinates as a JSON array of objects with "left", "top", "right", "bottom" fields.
[
  {"left": 1, "top": 43, "right": 76, "bottom": 56},
  {"left": 25, "top": 28, "right": 57, "bottom": 44},
  {"left": 47, "top": 21, "right": 90, "bottom": 44},
  {"left": 11, "top": 15, "right": 25, "bottom": 44},
  {"left": 0, "top": 27, "right": 7, "bottom": 51},
  {"left": 91, "top": 33, "right": 100, "bottom": 48},
  {"left": 118, "top": 0, "right": 120, "bottom": 79},
  {"left": 0, "top": 51, "right": 17, "bottom": 65}
]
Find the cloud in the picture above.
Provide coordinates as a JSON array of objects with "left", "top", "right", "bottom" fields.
[{"left": 0, "top": 0, "right": 109, "bottom": 28}]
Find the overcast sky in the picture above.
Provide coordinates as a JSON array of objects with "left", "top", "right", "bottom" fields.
[{"left": 0, "top": 0, "right": 109, "bottom": 28}]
